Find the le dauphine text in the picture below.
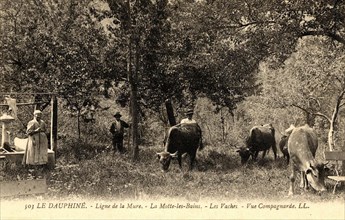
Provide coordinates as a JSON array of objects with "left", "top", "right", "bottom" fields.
[{"left": 24, "top": 202, "right": 310, "bottom": 211}]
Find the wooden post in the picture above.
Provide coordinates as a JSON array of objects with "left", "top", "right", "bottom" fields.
[
  {"left": 165, "top": 99, "right": 176, "bottom": 126},
  {"left": 50, "top": 95, "right": 58, "bottom": 153}
]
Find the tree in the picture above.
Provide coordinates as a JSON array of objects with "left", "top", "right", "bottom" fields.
[
  {"left": 167, "top": 0, "right": 257, "bottom": 112},
  {"left": 167, "top": 0, "right": 345, "bottom": 102},
  {"left": 0, "top": 0, "right": 111, "bottom": 138},
  {"left": 260, "top": 37, "right": 345, "bottom": 151},
  {"left": 100, "top": 0, "right": 345, "bottom": 155},
  {"left": 172, "top": 0, "right": 345, "bottom": 150},
  {"left": 3, "top": 0, "right": 344, "bottom": 157},
  {"left": 105, "top": 0, "right": 157, "bottom": 160}
]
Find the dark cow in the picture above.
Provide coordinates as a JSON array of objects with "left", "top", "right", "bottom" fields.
[
  {"left": 279, "top": 134, "right": 290, "bottom": 164},
  {"left": 279, "top": 124, "right": 296, "bottom": 164},
  {"left": 237, "top": 124, "right": 277, "bottom": 164},
  {"left": 156, "top": 123, "right": 203, "bottom": 171},
  {"left": 287, "top": 124, "right": 327, "bottom": 196}
]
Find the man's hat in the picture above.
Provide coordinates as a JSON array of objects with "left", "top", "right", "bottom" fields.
[
  {"left": 186, "top": 109, "right": 194, "bottom": 115},
  {"left": 114, "top": 112, "right": 122, "bottom": 117}
]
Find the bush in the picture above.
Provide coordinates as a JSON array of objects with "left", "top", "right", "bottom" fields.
[{"left": 56, "top": 138, "right": 108, "bottom": 163}]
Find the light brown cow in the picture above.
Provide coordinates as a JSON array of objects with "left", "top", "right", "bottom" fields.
[{"left": 287, "top": 124, "right": 327, "bottom": 196}]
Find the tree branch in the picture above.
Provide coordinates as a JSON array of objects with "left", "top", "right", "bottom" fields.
[
  {"left": 313, "top": 112, "right": 330, "bottom": 122},
  {"left": 291, "top": 104, "right": 331, "bottom": 122},
  {"left": 212, "top": 20, "right": 276, "bottom": 31},
  {"left": 300, "top": 30, "right": 345, "bottom": 45},
  {"left": 291, "top": 104, "right": 308, "bottom": 113},
  {"left": 336, "top": 89, "right": 345, "bottom": 109}
]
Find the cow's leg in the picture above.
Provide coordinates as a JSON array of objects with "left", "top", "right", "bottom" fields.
[
  {"left": 262, "top": 150, "right": 267, "bottom": 159},
  {"left": 283, "top": 149, "right": 289, "bottom": 164},
  {"left": 253, "top": 151, "right": 259, "bottom": 161},
  {"left": 112, "top": 138, "right": 117, "bottom": 155},
  {"left": 189, "top": 152, "right": 197, "bottom": 170},
  {"left": 271, "top": 144, "right": 278, "bottom": 160},
  {"left": 300, "top": 171, "right": 309, "bottom": 190},
  {"left": 300, "top": 171, "right": 304, "bottom": 188},
  {"left": 177, "top": 154, "right": 182, "bottom": 169},
  {"left": 304, "top": 173, "right": 309, "bottom": 190},
  {"left": 288, "top": 165, "right": 296, "bottom": 196}
]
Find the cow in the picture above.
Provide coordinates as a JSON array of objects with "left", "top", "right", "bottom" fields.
[
  {"left": 236, "top": 124, "right": 277, "bottom": 164},
  {"left": 156, "top": 123, "right": 203, "bottom": 171},
  {"left": 279, "top": 134, "right": 290, "bottom": 164},
  {"left": 287, "top": 124, "right": 327, "bottom": 196}
]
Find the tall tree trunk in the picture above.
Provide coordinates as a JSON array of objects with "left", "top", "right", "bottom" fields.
[
  {"left": 131, "top": 37, "right": 140, "bottom": 161},
  {"left": 220, "top": 108, "right": 225, "bottom": 142},
  {"left": 50, "top": 95, "right": 58, "bottom": 153},
  {"left": 328, "top": 89, "right": 345, "bottom": 151},
  {"left": 77, "top": 110, "right": 81, "bottom": 139},
  {"left": 328, "top": 120, "right": 335, "bottom": 151},
  {"left": 127, "top": 0, "right": 139, "bottom": 161}
]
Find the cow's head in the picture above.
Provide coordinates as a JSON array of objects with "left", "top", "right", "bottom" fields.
[
  {"left": 305, "top": 161, "right": 327, "bottom": 192},
  {"left": 156, "top": 151, "right": 178, "bottom": 171},
  {"left": 279, "top": 135, "right": 289, "bottom": 153},
  {"left": 236, "top": 147, "right": 253, "bottom": 164}
]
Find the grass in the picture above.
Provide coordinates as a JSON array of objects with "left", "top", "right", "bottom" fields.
[{"left": 2, "top": 142, "right": 343, "bottom": 203}]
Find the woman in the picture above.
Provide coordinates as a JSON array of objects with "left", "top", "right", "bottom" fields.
[{"left": 22, "top": 110, "right": 49, "bottom": 167}]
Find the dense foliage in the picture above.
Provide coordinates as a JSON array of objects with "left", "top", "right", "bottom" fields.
[{"left": 1, "top": 0, "right": 344, "bottom": 158}]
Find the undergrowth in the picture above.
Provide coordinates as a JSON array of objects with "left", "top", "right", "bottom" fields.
[
  {"left": 3, "top": 142, "right": 344, "bottom": 203},
  {"left": 2, "top": 108, "right": 344, "bottom": 202}
]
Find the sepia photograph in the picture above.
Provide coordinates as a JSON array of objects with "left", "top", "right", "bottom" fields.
[{"left": 0, "top": 0, "right": 344, "bottom": 219}]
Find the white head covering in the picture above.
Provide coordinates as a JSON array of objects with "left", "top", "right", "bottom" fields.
[{"left": 34, "top": 110, "right": 42, "bottom": 115}]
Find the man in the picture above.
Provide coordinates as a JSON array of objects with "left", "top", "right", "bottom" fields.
[
  {"left": 173, "top": 108, "right": 197, "bottom": 128},
  {"left": 110, "top": 112, "right": 129, "bottom": 154},
  {"left": 170, "top": 108, "right": 204, "bottom": 154},
  {"left": 180, "top": 109, "right": 196, "bottom": 124}
]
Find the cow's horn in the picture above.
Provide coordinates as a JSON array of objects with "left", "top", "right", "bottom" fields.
[{"left": 170, "top": 151, "right": 178, "bottom": 157}]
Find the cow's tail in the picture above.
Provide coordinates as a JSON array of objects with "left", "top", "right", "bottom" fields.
[
  {"left": 268, "top": 125, "right": 278, "bottom": 158},
  {"left": 246, "top": 128, "right": 255, "bottom": 147},
  {"left": 271, "top": 126, "right": 276, "bottom": 145},
  {"left": 196, "top": 124, "right": 204, "bottom": 151},
  {"left": 199, "top": 135, "right": 204, "bottom": 151}
]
